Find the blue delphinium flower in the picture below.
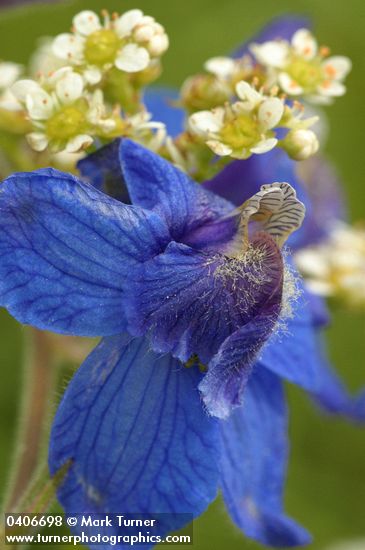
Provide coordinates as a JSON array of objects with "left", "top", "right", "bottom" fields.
[{"left": 0, "top": 137, "right": 364, "bottom": 550}]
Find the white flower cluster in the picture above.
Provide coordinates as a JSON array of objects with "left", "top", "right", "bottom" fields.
[
  {"left": 188, "top": 81, "right": 318, "bottom": 160},
  {"left": 11, "top": 67, "right": 163, "bottom": 153},
  {"left": 295, "top": 223, "right": 365, "bottom": 308},
  {"left": 250, "top": 28, "right": 351, "bottom": 103},
  {"left": 52, "top": 9, "right": 169, "bottom": 84}
]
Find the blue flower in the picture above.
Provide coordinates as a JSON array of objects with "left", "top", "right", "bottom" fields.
[{"left": 1, "top": 137, "right": 364, "bottom": 550}]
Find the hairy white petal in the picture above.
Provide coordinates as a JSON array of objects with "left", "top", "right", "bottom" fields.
[
  {"left": 73, "top": 11, "right": 101, "bottom": 36},
  {"left": 115, "top": 44, "right": 150, "bottom": 72}
]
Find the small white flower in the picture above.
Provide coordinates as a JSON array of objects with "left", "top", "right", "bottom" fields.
[
  {"left": 52, "top": 9, "right": 168, "bottom": 82},
  {"left": 11, "top": 68, "right": 116, "bottom": 153},
  {"left": 281, "top": 129, "right": 319, "bottom": 160},
  {"left": 295, "top": 223, "right": 365, "bottom": 309},
  {"left": 189, "top": 81, "right": 284, "bottom": 159},
  {"left": 250, "top": 28, "right": 351, "bottom": 103}
]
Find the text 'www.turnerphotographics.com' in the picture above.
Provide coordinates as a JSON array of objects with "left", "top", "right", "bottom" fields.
[{"left": 4, "top": 514, "right": 193, "bottom": 546}]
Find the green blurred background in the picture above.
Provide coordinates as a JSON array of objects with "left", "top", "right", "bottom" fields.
[{"left": 0, "top": 0, "right": 364, "bottom": 549}]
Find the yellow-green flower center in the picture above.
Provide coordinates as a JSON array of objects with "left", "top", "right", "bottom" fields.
[
  {"left": 84, "top": 29, "right": 120, "bottom": 66},
  {"left": 46, "top": 105, "right": 86, "bottom": 139},
  {"left": 287, "top": 57, "right": 323, "bottom": 91},
  {"left": 220, "top": 114, "right": 260, "bottom": 150}
]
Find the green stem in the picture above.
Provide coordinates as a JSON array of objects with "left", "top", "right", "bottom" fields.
[{"left": 2, "top": 328, "right": 58, "bottom": 513}]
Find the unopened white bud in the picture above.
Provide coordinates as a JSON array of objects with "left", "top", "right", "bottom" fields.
[{"left": 282, "top": 129, "right": 319, "bottom": 160}]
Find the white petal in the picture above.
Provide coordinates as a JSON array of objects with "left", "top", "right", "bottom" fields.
[
  {"left": 11, "top": 79, "right": 41, "bottom": 102},
  {"left": 250, "top": 41, "right": 289, "bottom": 68},
  {"left": 65, "top": 134, "right": 93, "bottom": 153},
  {"left": 148, "top": 34, "right": 169, "bottom": 56},
  {"left": 292, "top": 28, "right": 317, "bottom": 59},
  {"left": 0, "top": 62, "right": 22, "bottom": 89},
  {"left": 52, "top": 33, "right": 84, "bottom": 62},
  {"left": 56, "top": 72, "right": 84, "bottom": 104},
  {"left": 322, "top": 56, "right": 352, "bottom": 81},
  {"left": 278, "top": 72, "right": 303, "bottom": 95},
  {"left": 206, "top": 140, "right": 232, "bottom": 156},
  {"left": 235, "top": 80, "right": 262, "bottom": 105},
  {"left": 72, "top": 11, "right": 101, "bottom": 36},
  {"left": 26, "top": 89, "right": 54, "bottom": 119},
  {"left": 26, "top": 132, "right": 49, "bottom": 151},
  {"left": 204, "top": 57, "right": 236, "bottom": 78},
  {"left": 115, "top": 44, "right": 150, "bottom": 72},
  {"left": 83, "top": 66, "right": 102, "bottom": 85},
  {"left": 258, "top": 97, "right": 284, "bottom": 129},
  {"left": 114, "top": 9, "right": 144, "bottom": 38},
  {"left": 189, "top": 109, "right": 224, "bottom": 135},
  {"left": 317, "top": 81, "right": 346, "bottom": 97},
  {"left": 250, "top": 138, "right": 278, "bottom": 154}
]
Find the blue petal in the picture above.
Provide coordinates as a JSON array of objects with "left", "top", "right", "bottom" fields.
[
  {"left": 125, "top": 233, "right": 284, "bottom": 419},
  {"left": 233, "top": 15, "right": 311, "bottom": 59},
  {"left": 77, "top": 139, "right": 130, "bottom": 203},
  {"left": 144, "top": 87, "right": 184, "bottom": 137},
  {"left": 199, "top": 293, "right": 282, "bottom": 420},
  {"left": 49, "top": 334, "right": 220, "bottom": 544},
  {"left": 260, "top": 284, "right": 365, "bottom": 420},
  {"left": 120, "top": 140, "right": 233, "bottom": 242},
  {"left": 220, "top": 367, "right": 311, "bottom": 547},
  {"left": 0, "top": 168, "right": 170, "bottom": 336}
]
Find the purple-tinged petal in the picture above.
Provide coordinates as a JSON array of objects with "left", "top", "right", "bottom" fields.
[
  {"left": 233, "top": 15, "right": 311, "bottom": 59},
  {"left": 144, "top": 87, "right": 184, "bottom": 138},
  {"left": 0, "top": 168, "right": 170, "bottom": 336},
  {"left": 198, "top": 232, "right": 284, "bottom": 419},
  {"left": 120, "top": 140, "right": 233, "bottom": 241},
  {"left": 124, "top": 232, "right": 283, "bottom": 386},
  {"left": 49, "top": 334, "right": 220, "bottom": 544},
  {"left": 220, "top": 366, "right": 311, "bottom": 547},
  {"left": 77, "top": 138, "right": 130, "bottom": 203},
  {"left": 261, "top": 282, "right": 365, "bottom": 421}
]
